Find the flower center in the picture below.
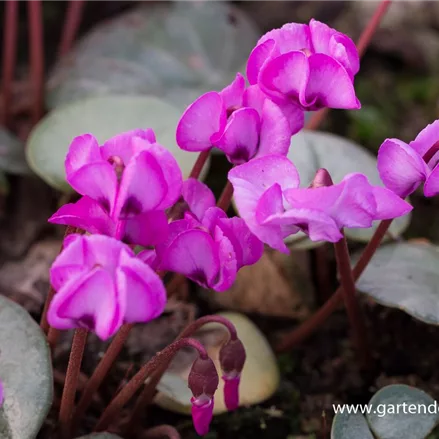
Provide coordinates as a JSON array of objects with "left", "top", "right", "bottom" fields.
[
  {"left": 108, "top": 155, "right": 125, "bottom": 180},
  {"left": 423, "top": 140, "right": 439, "bottom": 164}
]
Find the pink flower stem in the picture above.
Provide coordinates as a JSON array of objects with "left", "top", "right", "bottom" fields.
[
  {"left": 59, "top": 328, "right": 89, "bottom": 439},
  {"left": 94, "top": 338, "right": 208, "bottom": 432},
  {"left": 216, "top": 180, "right": 234, "bottom": 211},
  {"left": 1, "top": 0, "right": 18, "bottom": 127},
  {"left": 306, "top": 0, "right": 392, "bottom": 131},
  {"left": 122, "top": 315, "right": 237, "bottom": 437},
  {"left": 333, "top": 233, "right": 371, "bottom": 367},
  {"left": 276, "top": 219, "right": 392, "bottom": 353},
  {"left": 189, "top": 150, "right": 211, "bottom": 179},
  {"left": 58, "top": 0, "right": 85, "bottom": 57}
]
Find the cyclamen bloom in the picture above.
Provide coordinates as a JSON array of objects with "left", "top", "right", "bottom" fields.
[
  {"left": 247, "top": 19, "right": 360, "bottom": 111},
  {"left": 229, "top": 155, "right": 412, "bottom": 252},
  {"left": 50, "top": 129, "right": 183, "bottom": 247},
  {"left": 48, "top": 234, "right": 166, "bottom": 340},
  {"left": 141, "top": 179, "right": 263, "bottom": 291},
  {"left": 176, "top": 73, "right": 303, "bottom": 164},
  {"left": 377, "top": 120, "right": 439, "bottom": 198}
]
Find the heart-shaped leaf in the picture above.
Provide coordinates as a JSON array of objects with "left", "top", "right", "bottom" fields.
[
  {"left": 286, "top": 130, "right": 411, "bottom": 248},
  {"left": 0, "top": 295, "right": 53, "bottom": 439},
  {"left": 26, "top": 95, "right": 208, "bottom": 192},
  {"left": 46, "top": 2, "right": 259, "bottom": 110},
  {"left": 355, "top": 242, "right": 439, "bottom": 325},
  {"left": 0, "top": 129, "right": 30, "bottom": 175},
  {"left": 367, "top": 384, "right": 439, "bottom": 439},
  {"left": 331, "top": 412, "right": 374, "bottom": 439}
]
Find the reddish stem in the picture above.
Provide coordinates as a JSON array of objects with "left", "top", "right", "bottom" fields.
[
  {"left": 27, "top": 0, "right": 45, "bottom": 124},
  {"left": 94, "top": 338, "right": 208, "bottom": 431},
  {"left": 217, "top": 180, "right": 234, "bottom": 211},
  {"left": 58, "top": 1, "right": 85, "bottom": 57},
  {"left": 1, "top": 0, "right": 18, "bottom": 127},
  {"left": 333, "top": 234, "right": 371, "bottom": 367},
  {"left": 276, "top": 219, "right": 392, "bottom": 353},
  {"left": 189, "top": 150, "right": 210, "bottom": 179},
  {"left": 306, "top": 0, "right": 392, "bottom": 131},
  {"left": 59, "top": 328, "right": 88, "bottom": 439}
]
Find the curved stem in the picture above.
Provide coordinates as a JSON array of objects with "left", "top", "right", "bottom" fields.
[
  {"left": 94, "top": 338, "right": 208, "bottom": 432},
  {"left": 276, "top": 219, "right": 392, "bottom": 353},
  {"left": 216, "top": 181, "right": 234, "bottom": 211},
  {"left": 189, "top": 150, "right": 210, "bottom": 179},
  {"left": 59, "top": 328, "right": 88, "bottom": 439},
  {"left": 334, "top": 234, "right": 371, "bottom": 367},
  {"left": 58, "top": 0, "right": 85, "bottom": 57}
]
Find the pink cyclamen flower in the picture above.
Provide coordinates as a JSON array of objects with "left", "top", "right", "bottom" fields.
[
  {"left": 49, "top": 129, "right": 183, "bottom": 246},
  {"left": 229, "top": 156, "right": 412, "bottom": 252},
  {"left": 377, "top": 120, "right": 439, "bottom": 198},
  {"left": 48, "top": 234, "right": 166, "bottom": 340},
  {"left": 189, "top": 356, "right": 219, "bottom": 436},
  {"left": 140, "top": 179, "right": 263, "bottom": 291},
  {"left": 176, "top": 73, "right": 303, "bottom": 164},
  {"left": 247, "top": 19, "right": 360, "bottom": 111}
]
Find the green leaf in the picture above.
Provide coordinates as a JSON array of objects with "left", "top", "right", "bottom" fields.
[
  {"left": 356, "top": 242, "right": 439, "bottom": 325},
  {"left": 286, "top": 130, "right": 411, "bottom": 248},
  {"left": 46, "top": 2, "right": 259, "bottom": 110},
  {"left": 75, "top": 434, "right": 123, "bottom": 439},
  {"left": 0, "top": 295, "right": 53, "bottom": 439},
  {"left": 331, "top": 412, "right": 374, "bottom": 439},
  {"left": 26, "top": 95, "right": 208, "bottom": 192},
  {"left": 367, "top": 385, "right": 439, "bottom": 439},
  {"left": 0, "top": 129, "right": 30, "bottom": 175}
]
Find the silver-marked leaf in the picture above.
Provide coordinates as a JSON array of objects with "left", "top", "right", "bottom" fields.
[
  {"left": 46, "top": 2, "right": 259, "bottom": 110},
  {"left": 356, "top": 242, "right": 439, "bottom": 325},
  {"left": 0, "top": 129, "right": 30, "bottom": 175},
  {"left": 0, "top": 295, "right": 53, "bottom": 439},
  {"left": 286, "top": 130, "right": 411, "bottom": 248},
  {"left": 367, "top": 385, "right": 439, "bottom": 439},
  {"left": 26, "top": 95, "right": 209, "bottom": 192},
  {"left": 331, "top": 412, "right": 374, "bottom": 439}
]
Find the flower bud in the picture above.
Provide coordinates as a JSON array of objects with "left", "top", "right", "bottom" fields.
[
  {"left": 188, "top": 356, "right": 219, "bottom": 436},
  {"left": 309, "top": 168, "right": 334, "bottom": 189},
  {"left": 219, "top": 338, "right": 246, "bottom": 411}
]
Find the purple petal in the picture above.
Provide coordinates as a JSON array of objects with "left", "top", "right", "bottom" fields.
[
  {"left": 409, "top": 120, "right": 439, "bottom": 157},
  {"left": 256, "top": 99, "right": 291, "bottom": 158},
  {"left": 82, "top": 234, "right": 131, "bottom": 270},
  {"left": 211, "top": 226, "right": 237, "bottom": 291},
  {"left": 49, "top": 196, "right": 115, "bottom": 236},
  {"left": 182, "top": 178, "right": 216, "bottom": 221},
  {"left": 140, "top": 140, "right": 183, "bottom": 209},
  {"left": 372, "top": 186, "right": 413, "bottom": 218},
  {"left": 223, "top": 376, "right": 240, "bottom": 411},
  {"left": 115, "top": 150, "right": 167, "bottom": 219},
  {"left": 191, "top": 397, "right": 214, "bottom": 436},
  {"left": 213, "top": 108, "right": 260, "bottom": 164},
  {"left": 305, "top": 54, "right": 360, "bottom": 110},
  {"left": 259, "top": 51, "right": 310, "bottom": 104},
  {"left": 258, "top": 23, "right": 312, "bottom": 54},
  {"left": 65, "top": 134, "right": 101, "bottom": 176},
  {"left": 117, "top": 251, "right": 167, "bottom": 323},
  {"left": 48, "top": 268, "right": 122, "bottom": 340},
  {"left": 159, "top": 229, "right": 220, "bottom": 287},
  {"left": 137, "top": 249, "right": 160, "bottom": 271},
  {"left": 219, "top": 73, "right": 246, "bottom": 110},
  {"left": 201, "top": 206, "right": 228, "bottom": 234},
  {"left": 124, "top": 210, "right": 169, "bottom": 247},
  {"left": 176, "top": 92, "right": 227, "bottom": 151},
  {"left": 377, "top": 139, "right": 428, "bottom": 197},
  {"left": 247, "top": 39, "right": 277, "bottom": 85},
  {"left": 424, "top": 164, "right": 439, "bottom": 197}
]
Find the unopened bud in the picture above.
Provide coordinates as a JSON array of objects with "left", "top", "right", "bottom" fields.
[{"left": 309, "top": 168, "right": 334, "bottom": 189}]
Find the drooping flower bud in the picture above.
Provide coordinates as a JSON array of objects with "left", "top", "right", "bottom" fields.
[
  {"left": 309, "top": 168, "right": 333, "bottom": 189},
  {"left": 188, "top": 356, "right": 219, "bottom": 436},
  {"left": 219, "top": 338, "right": 246, "bottom": 411}
]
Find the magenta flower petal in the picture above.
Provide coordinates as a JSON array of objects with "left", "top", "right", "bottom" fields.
[
  {"left": 223, "top": 376, "right": 240, "bottom": 411},
  {"left": 182, "top": 178, "right": 216, "bottom": 221},
  {"left": 256, "top": 99, "right": 291, "bottom": 157},
  {"left": 211, "top": 226, "right": 237, "bottom": 291},
  {"left": 377, "top": 139, "right": 429, "bottom": 197},
  {"left": 115, "top": 150, "right": 167, "bottom": 219},
  {"left": 200, "top": 206, "right": 228, "bottom": 233},
  {"left": 49, "top": 196, "right": 115, "bottom": 236},
  {"left": 191, "top": 397, "right": 214, "bottom": 436},
  {"left": 258, "top": 22, "right": 312, "bottom": 54},
  {"left": 213, "top": 108, "right": 260, "bottom": 164},
  {"left": 246, "top": 39, "right": 277, "bottom": 85},
  {"left": 424, "top": 164, "right": 439, "bottom": 197},
  {"left": 219, "top": 73, "right": 246, "bottom": 110},
  {"left": 65, "top": 134, "right": 101, "bottom": 176},
  {"left": 259, "top": 51, "right": 310, "bottom": 103},
  {"left": 159, "top": 229, "right": 220, "bottom": 288},
  {"left": 176, "top": 92, "right": 227, "bottom": 152},
  {"left": 117, "top": 252, "right": 167, "bottom": 322},
  {"left": 48, "top": 267, "right": 122, "bottom": 340},
  {"left": 124, "top": 210, "right": 169, "bottom": 247},
  {"left": 137, "top": 249, "right": 160, "bottom": 271},
  {"left": 305, "top": 54, "right": 360, "bottom": 110},
  {"left": 409, "top": 120, "right": 439, "bottom": 157},
  {"left": 372, "top": 186, "right": 413, "bottom": 218}
]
